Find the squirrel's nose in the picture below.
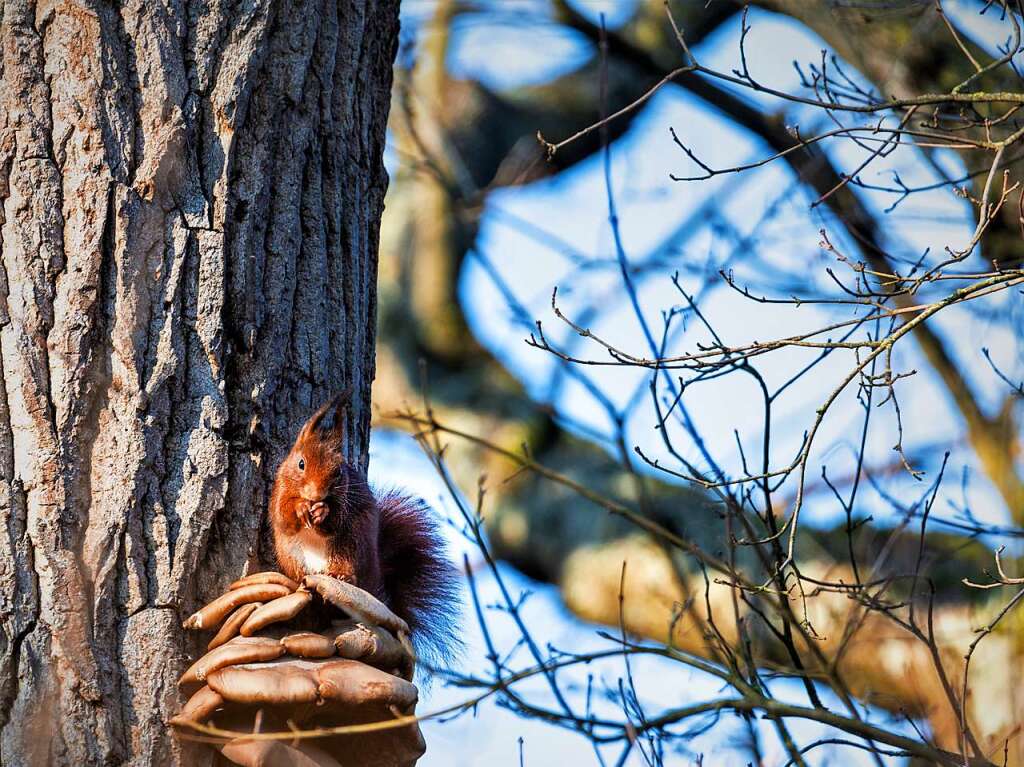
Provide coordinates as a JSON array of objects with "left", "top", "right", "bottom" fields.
[{"left": 301, "top": 485, "right": 326, "bottom": 503}]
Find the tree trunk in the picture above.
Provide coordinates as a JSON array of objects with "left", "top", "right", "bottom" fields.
[{"left": 0, "top": 1, "right": 399, "bottom": 764}]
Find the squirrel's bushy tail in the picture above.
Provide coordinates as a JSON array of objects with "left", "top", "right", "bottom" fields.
[{"left": 377, "top": 491, "right": 462, "bottom": 670}]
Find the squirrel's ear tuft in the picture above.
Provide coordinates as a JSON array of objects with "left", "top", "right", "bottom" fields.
[
  {"left": 297, "top": 401, "right": 330, "bottom": 444},
  {"left": 298, "top": 389, "right": 352, "bottom": 445},
  {"left": 327, "top": 389, "right": 350, "bottom": 446}
]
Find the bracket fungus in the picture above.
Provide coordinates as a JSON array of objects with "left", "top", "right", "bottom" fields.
[{"left": 172, "top": 572, "right": 425, "bottom": 767}]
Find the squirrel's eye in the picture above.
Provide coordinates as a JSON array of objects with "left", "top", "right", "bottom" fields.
[{"left": 297, "top": 457, "right": 305, "bottom": 471}]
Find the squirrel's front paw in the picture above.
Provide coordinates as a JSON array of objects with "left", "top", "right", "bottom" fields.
[{"left": 308, "top": 501, "right": 330, "bottom": 528}]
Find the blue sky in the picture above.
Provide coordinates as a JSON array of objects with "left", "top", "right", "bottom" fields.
[
  {"left": 378, "top": 1, "right": 1023, "bottom": 764},
  {"left": 450, "top": 1, "right": 1018, "bottom": 532}
]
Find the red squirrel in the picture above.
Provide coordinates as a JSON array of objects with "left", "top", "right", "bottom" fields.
[{"left": 269, "top": 395, "right": 459, "bottom": 665}]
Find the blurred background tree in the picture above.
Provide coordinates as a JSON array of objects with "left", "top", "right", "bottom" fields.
[{"left": 373, "top": 1, "right": 1024, "bottom": 764}]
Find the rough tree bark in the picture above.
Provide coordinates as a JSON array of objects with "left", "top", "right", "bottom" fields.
[{"left": 0, "top": 1, "right": 399, "bottom": 764}]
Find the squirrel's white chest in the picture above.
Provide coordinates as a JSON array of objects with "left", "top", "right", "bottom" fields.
[
  {"left": 302, "top": 547, "right": 328, "bottom": 574},
  {"left": 290, "top": 532, "right": 330, "bottom": 575}
]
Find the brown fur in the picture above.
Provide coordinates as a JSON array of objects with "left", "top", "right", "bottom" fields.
[{"left": 269, "top": 397, "right": 460, "bottom": 664}]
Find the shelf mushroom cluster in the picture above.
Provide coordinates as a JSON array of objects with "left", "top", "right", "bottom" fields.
[{"left": 171, "top": 571, "right": 426, "bottom": 767}]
